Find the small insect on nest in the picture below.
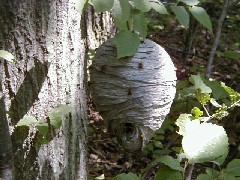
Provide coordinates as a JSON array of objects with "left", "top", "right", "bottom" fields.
[{"left": 90, "top": 39, "right": 176, "bottom": 152}]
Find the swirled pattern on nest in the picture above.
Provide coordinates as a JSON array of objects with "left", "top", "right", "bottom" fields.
[{"left": 90, "top": 39, "right": 176, "bottom": 152}]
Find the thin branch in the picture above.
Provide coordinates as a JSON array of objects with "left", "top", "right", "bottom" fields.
[
  {"left": 206, "top": 0, "right": 229, "bottom": 78},
  {"left": 229, "top": 0, "right": 240, "bottom": 9},
  {"left": 184, "top": 163, "right": 195, "bottom": 180}
]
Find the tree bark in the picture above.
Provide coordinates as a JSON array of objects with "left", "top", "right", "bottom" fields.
[
  {"left": 0, "top": 0, "right": 114, "bottom": 179},
  {"left": 0, "top": 74, "right": 14, "bottom": 179}
]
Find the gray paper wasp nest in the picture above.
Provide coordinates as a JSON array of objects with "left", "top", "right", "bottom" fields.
[{"left": 90, "top": 39, "right": 176, "bottom": 152}]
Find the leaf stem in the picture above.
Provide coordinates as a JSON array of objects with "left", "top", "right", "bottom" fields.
[
  {"left": 229, "top": 99, "right": 240, "bottom": 109},
  {"left": 202, "top": 105, "right": 211, "bottom": 118}
]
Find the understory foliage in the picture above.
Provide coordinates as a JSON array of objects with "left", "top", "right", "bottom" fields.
[
  {"left": 77, "top": 0, "right": 212, "bottom": 58},
  {"left": 110, "top": 75, "right": 240, "bottom": 180},
  {"left": 1, "top": 0, "right": 239, "bottom": 179},
  {"left": 76, "top": 0, "right": 240, "bottom": 179}
]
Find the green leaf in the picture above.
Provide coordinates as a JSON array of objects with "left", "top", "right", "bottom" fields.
[
  {"left": 189, "top": 6, "right": 212, "bottom": 33},
  {"left": 224, "top": 50, "right": 240, "bottom": 60},
  {"left": 75, "top": 0, "right": 88, "bottom": 13},
  {"left": 36, "top": 121, "right": 49, "bottom": 137},
  {"left": 196, "top": 174, "right": 212, "bottom": 180},
  {"left": 204, "top": 80, "right": 229, "bottom": 100},
  {"left": 90, "top": 0, "right": 114, "bottom": 12},
  {"left": 196, "top": 91, "right": 211, "bottom": 105},
  {"left": 191, "top": 107, "right": 203, "bottom": 118},
  {"left": 210, "top": 98, "right": 222, "bottom": 108},
  {"left": 16, "top": 116, "right": 38, "bottom": 126},
  {"left": 113, "top": 172, "right": 140, "bottom": 180},
  {"left": 223, "top": 173, "right": 235, "bottom": 180},
  {"left": 132, "top": 0, "right": 151, "bottom": 12},
  {"left": 175, "top": 114, "right": 192, "bottom": 136},
  {"left": 221, "top": 82, "right": 240, "bottom": 103},
  {"left": 149, "top": 0, "right": 168, "bottom": 14},
  {"left": 225, "top": 159, "right": 240, "bottom": 176},
  {"left": 115, "top": 30, "right": 141, "bottom": 58},
  {"left": 132, "top": 12, "right": 147, "bottom": 38},
  {"left": 211, "top": 150, "right": 228, "bottom": 166},
  {"left": 154, "top": 141, "right": 163, "bottom": 148},
  {"left": 112, "top": 0, "right": 131, "bottom": 30},
  {"left": 95, "top": 174, "right": 105, "bottom": 180},
  {"left": 48, "top": 105, "right": 73, "bottom": 129},
  {"left": 205, "top": 167, "right": 221, "bottom": 177},
  {"left": 181, "top": 120, "right": 229, "bottom": 164},
  {"left": 38, "top": 136, "right": 49, "bottom": 144},
  {"left": 179, "top": 0, "right": 199, "bottom": 6},
  {"left": 189, "top": 75, "right": 212, "bottom": 93},
  {"left": 0, "top": 50, "right": 15, "bottom": 62},
  {"left": 155, "top": 155, "right": 184, "bottom": 172},
  {"left": 155, "top": 166, "right": 183, "bottom": 180},
  {"left": 171, "top": 6, "right": 189, "bottom": 28}
]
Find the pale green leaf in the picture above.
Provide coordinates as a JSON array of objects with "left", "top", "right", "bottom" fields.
[
  {"left": 132, "top": 12, "right": 147, "bottom": 38},
  {"left": 225, "top": 159, "right": 240, "bottom": 176},
  {"left": 211, "top": 150, "right": 228, "bottom": 166},
  {"left": 180, "top": 0, "right": 199, "bottom": 6},
  {"left": 221, "top": 82, "right": 240, "bottom": 103},
  {"left": 48, "top": 105, "right": 73, "bottom": 128},
  {"left": 210, "top": 98, "right": 222, "bottom": 108},
  {"left": 75, "top": 0, "right": 88, "bottom": 13},
  {"left": 224, "top": 50, "right": 240, "bottom": 60},
  {"left": 112, "top": 0, "right": 131, "bottom": 30},
  {"left": 132, "top": 0, "right": 151, "bottom": 12},
  {"left": 155, "top": 166, "right": 183, "bottom": 180},
  {"left": 115, "top": 30, "right": 140, "bottom": 58},
  {"left": 189, "top": 6, "right": 212, "bottom": 32},
  {"left": 95, "top": 174, "right": 105, "bottom": 180},
  {"left": 149, "top": 0, "right": 168, "bottom": 14},
  {"left": 156, "top": 155, "right": 184, "bottom": 172},
  {"left": 0, "top": 50, "right": 15, "bottom": 62},
  {"left": 59, "top": 104, "right": 73, "bottom": 114},
  {"left": 189, "top": 75, "right": 212, "bottom": 93},
  {"left": 205, "top": 167, "right": 221, "bottom": 177},
  {"left": 175, "top": 114, "right": 192, "bottom": 136},
  {"left": 182, "top": 120, "right": 229, "bottom": 164},
  {"left": 49, "top": 110, "right": 62, "bottom": 128},
  {"left": 171, "top": 6, "right": 189, "bottom": 28},
  {"left": 16, "top": 116, "right": 38, "bottom": 126},
  {"left": 191, "top": 107, "right": 203, "bottom": 118},
  {"left": 90, "top": 0, "right": 114, "bottom": 12},
  {"left": 113, "top": 172, "right": 140, "bottom": 180}
]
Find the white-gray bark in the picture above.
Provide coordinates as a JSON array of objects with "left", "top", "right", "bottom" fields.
[
  {"left": 90, "top": 39, "right": 176, "bottom": 152},
  {"left": 0, "top": 0, "right": 114, "bottom": 179}
]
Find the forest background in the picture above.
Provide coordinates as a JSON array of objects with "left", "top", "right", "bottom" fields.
[{"left": 0, "top": 0, "right": 240, "bottom": 180}]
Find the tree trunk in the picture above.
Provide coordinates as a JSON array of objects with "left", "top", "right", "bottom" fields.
[
  {"left": 0, "top": 0, "right": 114, "bottom": 179},
  {"left": 0, "top": 75, "right": 14, "bottom": 179}
]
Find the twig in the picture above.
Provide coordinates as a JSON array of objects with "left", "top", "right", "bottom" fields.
[
  {"left": 184, "top": 163, "right": 195, "bottom": 180},
  {"left": 229, "top": 0, "right": 240, "bottom": 9},
  {"left": 206, "top": 0, "right": 229, "bottom": 78}
]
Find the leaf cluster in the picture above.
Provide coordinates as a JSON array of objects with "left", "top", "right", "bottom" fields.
[
  {"left": 16, "top": 104, "right": 73, "bottom": 144},
  {"left": 112, "top": 75, "right": 240, "bottom": 179},
  {"left": 76, "top": 0, "right": 212, "bottom": 58}
]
